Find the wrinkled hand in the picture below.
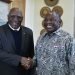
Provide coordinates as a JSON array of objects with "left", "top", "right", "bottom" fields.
[
  {"left": 20, "top": 57, "right": 34, "bottom": 70},
  {"left": 27, "top": 57, "right": 34, "bottom": 68}
]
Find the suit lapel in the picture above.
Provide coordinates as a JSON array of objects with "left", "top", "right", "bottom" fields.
[
  {"left": 21, "top": 27, "right": 28, "bottom": 50},
  {"left": 4, "top": 25, "right": 16, "bottom": 51}
]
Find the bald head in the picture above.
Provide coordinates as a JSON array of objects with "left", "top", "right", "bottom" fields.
[
  {"left": 8, "top": 8, "right": 23, "bottom": 17},
  {"left": 8, "top": 8, "right": 23, "bottom": 29}
]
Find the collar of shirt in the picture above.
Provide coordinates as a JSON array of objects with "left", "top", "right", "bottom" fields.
[
  {"left": 53, "top": 27, "right": 62, "bottom": 36},
  {"left": 42, "top": 27, "right": 62, "bottom": 37},
  {"left": 8, "top": 24, "right": 20, "bottom": 31}
]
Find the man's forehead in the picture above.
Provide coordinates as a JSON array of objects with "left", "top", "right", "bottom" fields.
[
  {"left": 44, "top": 12, "right": 61, "bottom": 22},
  {"left": 45, "top": 12, "right": 59, "bottom": 18},
  {"left": 9, "top": 8, "right": 23, "bottom": 17}
]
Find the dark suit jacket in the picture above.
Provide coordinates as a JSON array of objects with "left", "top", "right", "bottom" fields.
[{"left": 0, "top": 23, "right": 34, "bottom": 75}]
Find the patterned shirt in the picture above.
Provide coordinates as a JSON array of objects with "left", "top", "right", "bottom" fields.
[{"left": 35, "top": 28, "right": 73, "bottom": 75}]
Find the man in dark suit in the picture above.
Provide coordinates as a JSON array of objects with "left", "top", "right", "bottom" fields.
[{"left": 0, "top": 8, "right": 34, "bottom": 75}]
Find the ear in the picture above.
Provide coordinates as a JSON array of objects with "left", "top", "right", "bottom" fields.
[
  {"left": 60, "top": 19, "right": 63, "bottom": 27},
  {"left": 42, "top": 20, "right": 45, "bottom": 28},
  {"left": 21, "top": 17, "right": 23, "bottom": 21},
  {"left": 7, "top": 14, "right": 10, "bottom": 21}
]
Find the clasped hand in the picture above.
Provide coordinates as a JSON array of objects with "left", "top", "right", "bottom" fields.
[{"left": 21, "top": 57, "right": 33, "bottom": 70}]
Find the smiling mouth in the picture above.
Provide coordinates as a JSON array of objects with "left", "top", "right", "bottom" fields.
[{"left": 47, "top": 25, "right": 53, "bottom": 28}]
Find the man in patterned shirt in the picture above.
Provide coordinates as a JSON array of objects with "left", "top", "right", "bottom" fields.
[{"left": 35, "top": 12, "right": 73, "bottom": 75}]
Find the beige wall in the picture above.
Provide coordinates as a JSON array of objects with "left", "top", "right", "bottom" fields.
[
  {"left": 25, "top": 0, "right": 74, "bottom": 44},
  {"left": 33, "top": 0, "right": 74, "bottom": 44},
  {"left": 59, "top": 0, "right": 74, "bottom": 37}
]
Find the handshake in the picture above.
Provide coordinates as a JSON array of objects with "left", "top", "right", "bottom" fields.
[{"left": 20, "top": 57, "right": 34, "bottom": 70}]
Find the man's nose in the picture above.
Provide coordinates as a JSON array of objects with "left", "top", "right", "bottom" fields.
[
  {"left": 13, "top": 16, "right": 18, "bottom": 21},
  {"left": 47, "top": 21, "right": 52, "bottom": 24}
]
